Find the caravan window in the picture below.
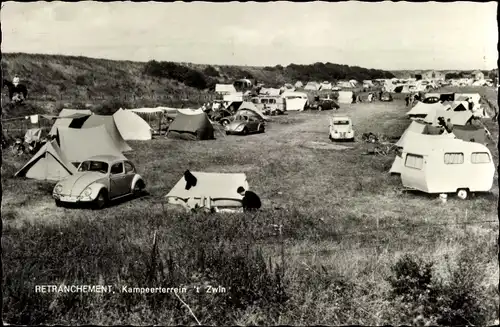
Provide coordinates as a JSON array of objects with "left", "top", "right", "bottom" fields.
[
  {"left": 405, "top": 154, "right": 424, "bottom": 170},
  {"left": 471, "top": 152, "right": 491, "bottom": 164},
  {"left": 444, "top": 153, "right": 464, "bottom": 165},
  {"left": 269, "top": 98, "right": 276, "bottom": 104},
  {"left": 261, "top": 99, "right": 269, "bottom": 104}
]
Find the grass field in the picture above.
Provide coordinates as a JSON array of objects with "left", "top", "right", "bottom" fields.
[{"left": 2, "top": 87, "right": 499, "bottom": 325}]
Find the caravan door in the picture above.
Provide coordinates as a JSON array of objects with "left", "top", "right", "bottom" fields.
[{"left": 401, "top": 153, "right": 428, "bottom": 192}]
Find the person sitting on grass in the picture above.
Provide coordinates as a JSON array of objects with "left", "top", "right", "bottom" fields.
[{"left": 237, "top": 186, "right": 261, "bottom": 212}]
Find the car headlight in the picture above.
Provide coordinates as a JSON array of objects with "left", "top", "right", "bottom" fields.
[
  {"left": 81, "top": 187, "right": 92, "bottom": 197},
  {"left": 54, "top": 184, "right": 62, "bottom": 194}
]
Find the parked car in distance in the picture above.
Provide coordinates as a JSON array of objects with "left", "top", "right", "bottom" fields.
[
  {"left": 52, "top": 155, "right": 146, "bottom": 209},
  {"left": 423, "top": 96, "right": 440, "bottom": 104},
  {"left": 329, "top": 115, "right": 355, "bottom": 141},
  {"left": 310, "top": 95, "right": 340, "bottom": 111},
  {"left": 225, "top": 113, "right": 265, "bottom": 135}
]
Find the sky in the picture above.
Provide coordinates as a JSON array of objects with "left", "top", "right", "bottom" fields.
[{"left": 1, "top": 1, "right": 498, "bottom": 70}]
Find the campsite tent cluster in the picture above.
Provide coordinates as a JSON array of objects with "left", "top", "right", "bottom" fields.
[
  {"left": 15, "top": 108, "right": 151, "bottom": 181},
  {"left": 15, "top": 102, "right": 268, "bottom": 182},
  {"left": 388, "top": 92, "right": 494, "bottom": 196}
]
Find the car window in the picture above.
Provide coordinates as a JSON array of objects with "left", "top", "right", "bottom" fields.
[
  {"left": 78, "top": 161, "right": 108, "bottom": 173},
  {"left": 124, "top": 161, "right": 135, "bottom": 173},
  {"left": 110, "top": 162, "right": 124, "bottom": 175}
]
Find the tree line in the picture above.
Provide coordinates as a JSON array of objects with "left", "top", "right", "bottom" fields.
[{"left": 143, "top": 60, "right": 396, "bottom": 90}]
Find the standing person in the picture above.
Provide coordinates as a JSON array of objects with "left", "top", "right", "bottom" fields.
[
  {"left": 237, "top": 186, "right": 261, "bottom": 212},
  {"left": 405, "top": 95, "right": 409, "bottom": 107},
  {"left": 352, "top": 92, "right": 356, "bottom": 104},
  {"left": 467, "top": 98, "right": 474, "bottom": 111},
  {"left": 445, "top": 118, "right": 454, "bottom": 133}
]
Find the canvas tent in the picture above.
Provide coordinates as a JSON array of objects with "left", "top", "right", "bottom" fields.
[
  {"left": 49, "top": 109, "right": 92, "bottom": 135},
  {"left": 319, "top": 82, "right": 333, "bottom": 90},
  {"left": 49, "top": 112, "right": 132, "bottom": 152},
  {"left": 294, "top": 81, "right": 304, "bottom": 88},
  {"left": 165, "top": 172, "right": 249, "bottom": 211},
  {"left": 56, "top": 125, "right": 126, "bottom": 164},
  {"left": 399, "top": 131, "right": 494, "bottom": 195},
  {"left": 75, "top": 115, "right": 132, "bottom": 152},
  {"left": 337, "top": 91, "right": 354, "bottom": 104},
  {"left": 451, "top": 125, "right": 487, "bottom": 144},
  {"left": 406, "top": 102, "right": 450, "bottom": 119},
  {"left": 304, "top": 82, "right": 320, "bottom": 91},
  {"left": 237, "top": 102, "right": 269, "bottom": 120},
  {"left": 167, "top": 111, "right": 214, "bottom": 140},
  {"left": 215, "top": 84, "right": 237, "bottom": 94},
  {"left": 15, "top": 140, "right": 77, "bottom": 181},
  {"left": 113, "top": 108, "right": 152, "bottom": 140}
]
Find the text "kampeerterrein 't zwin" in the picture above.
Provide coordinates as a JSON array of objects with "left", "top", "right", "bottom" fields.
[{"left": 35, "top": 285, "right": 113, "bottom": 293}]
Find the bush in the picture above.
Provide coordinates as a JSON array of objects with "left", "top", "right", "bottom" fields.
[
  {"left": 388, "top": 254, "right": 434, "bottom": 303},
  {"left": 203, "top": 66, "right": 219, "bottom": 77},
  {"left": 387, "top": 251, "right": 492, "bottom": 325},
  {"left": 143, "top": 61, "right": 207, "bottom": 90},
  {"left": 75, "top": 75, "right": 87, "bottom": 86},
  {"left": 93, "top": 99, "right": 131, "bottom": 115}
]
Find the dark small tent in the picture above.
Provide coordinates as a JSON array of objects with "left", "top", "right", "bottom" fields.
[
  {"left": 439, "top": 93, "right": 455, "bottom": 102},
  {"left": 167, "top": 111, "right": 214, "bottom": 141},
  {"left": 452, "top": 125, "right": 487, "bottom": 144}
]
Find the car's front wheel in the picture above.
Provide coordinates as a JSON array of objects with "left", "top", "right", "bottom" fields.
[
  {"left": 93, "top": 190, "right": 108, "bottom": 210},
  {"left": 55, "top": 200, "right": 63, "bottom": 207},
  {"left": 133, "top": 180, "right": 145, "bottom": 197}
]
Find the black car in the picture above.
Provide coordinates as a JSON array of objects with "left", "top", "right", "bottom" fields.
[{"left": 309, "top": 96, "right": 340, "bottom": 111}]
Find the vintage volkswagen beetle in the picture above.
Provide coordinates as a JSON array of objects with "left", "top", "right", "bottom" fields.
[{"left": 52, "top": 155, "right": 146, "bottom": 209}]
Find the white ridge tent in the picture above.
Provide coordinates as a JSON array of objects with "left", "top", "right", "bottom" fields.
[
  {"left": 114, "top": 108, "right": 152, "bottom": 140},
  {"left": 49, "top": 109, "right": 92, "bottom": 135},
  {"left": 15, "top": 140, "right": 77, "bottom": 181},
  {"left": 165, "top": 172, "right": 249, "bottom": 211},
  {"left": 215, "top": 84, "right": 237, "bottom": 94},
  {"left": 337, "top": 91, "right": 353, "bottom": 104},
  {"left": 56, "top": 125, "right": 126, "bottom": 164}
]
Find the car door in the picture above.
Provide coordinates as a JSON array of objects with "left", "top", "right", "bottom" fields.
[
  {"left": 123, "top": 161, "right": 136, "bottom": 193},
  {"left": 109, "top": 161, "right": 128, "bottom": 198},
  {"left": 247, "top": 116, "right": 259, "bottom": 132}
]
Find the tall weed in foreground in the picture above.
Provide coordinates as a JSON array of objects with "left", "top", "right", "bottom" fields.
[{"left": 385, "top": 245, "right": 495, "bottom": 325}]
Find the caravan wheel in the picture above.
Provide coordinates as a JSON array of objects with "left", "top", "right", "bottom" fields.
[{"left": 457, "top": 189, "right": 469, "bottom": 200}]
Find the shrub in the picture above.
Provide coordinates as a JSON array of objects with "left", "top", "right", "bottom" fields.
[
  {"left": 203, "top": 66, "right": 219, "bottom": 77},
  {"left": 143, "top": 61, "right": 207, "bottom": 90},
  {"left": 388, "top": 254, "right": 434, "bottom": 303},
  {"left": 93, "top": 99, "right": 131, "bottom": 115},
  {"left": 75, "top": 75, "right": 87, "bottom": 86},
  {"left": 387, "top": 250, "right": 493, "bottom": 325}
]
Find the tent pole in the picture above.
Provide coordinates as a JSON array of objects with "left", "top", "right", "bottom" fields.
[{"left": 159, "top": 113, "right": 162, "bottom": 136}]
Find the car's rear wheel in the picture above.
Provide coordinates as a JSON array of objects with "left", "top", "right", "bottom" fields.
[
  {"left": 318, "top": 105, "right": 323, "bottom": 111},
  {"left": 242, "top": 128, "right": 248, "bottom": 135},
  {"left": 93, "top": 190, "right": 108, "bottom": 210}
]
